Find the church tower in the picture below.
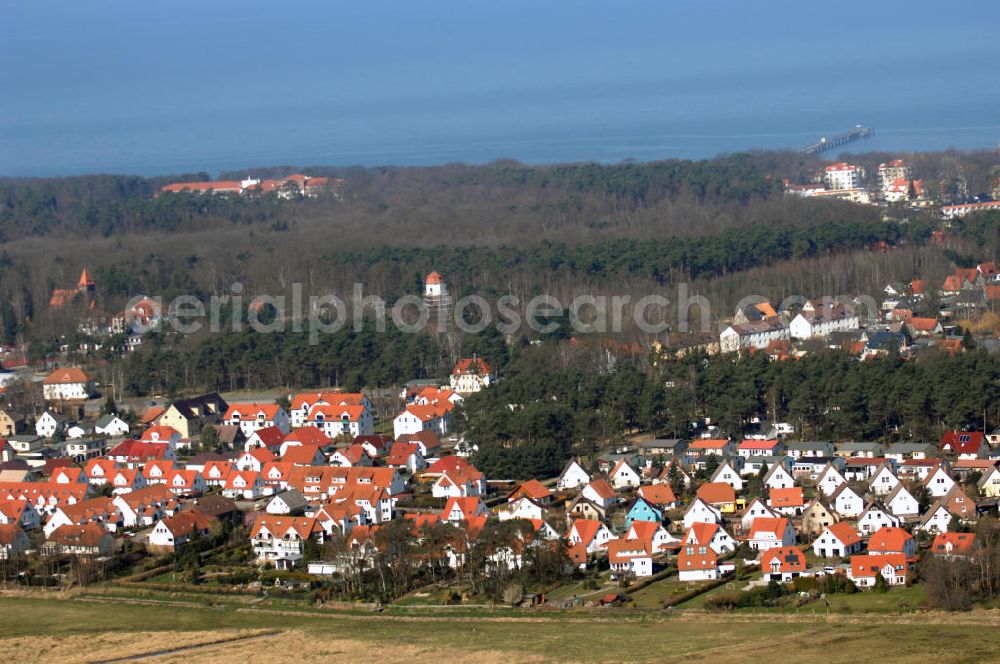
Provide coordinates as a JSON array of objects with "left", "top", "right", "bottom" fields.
[{"left": 77, "top": 267, "right": 96, "bottom": 295}]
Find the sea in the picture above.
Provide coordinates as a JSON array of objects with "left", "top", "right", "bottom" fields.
[{"left": 2, "top": 0, "right": 999, "bottom": 177}]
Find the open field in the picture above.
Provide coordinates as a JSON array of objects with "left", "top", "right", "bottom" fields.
[{"left": 2, "top": 593, "right": 999, "bottom": 663}]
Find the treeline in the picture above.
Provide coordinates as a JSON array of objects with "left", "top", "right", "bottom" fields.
[
  {"left": 439, "top": 156, "right": 781, "bottom": 207},
  {"left": 0, "top": 176, "right": 297, "bottom": 239},
  {"left": 0, "top": 155, "right": 779, "bottom": 241},
  {"left": 111, "top": 324, "right": 445, "bottom": 396},
  {"left": 460, "top": 345, "right": 1000, "bottom": 479},
  {"left": 331, "top": 218, "right": 921, "bottom": 286},
  {"left": 87, "top": 317, "right": 507, "bottom": 399}
]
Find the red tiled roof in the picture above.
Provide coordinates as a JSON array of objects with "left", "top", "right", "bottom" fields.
[
  {"left": 850, "top": 553, "right": 907, "bottom": 579},
  {"left": 637, "top": 483, "right": 676, "bottom": 506},
  {"left": 760, "top": 546, "right": 806, "bottom": 574},
  {"left": 826, "top": 522, "right": 862, "bottom": 547},
  {"left": 678, "top": 543, "right": 717, "bottom": 570},
  {"left": 868, "top": 527, "right": 913, "bottom": 554},
  {"left": 585, "top": 479, "right": 616, "bottom": 500},
  {"left": 696, "top": 482, "right": 735, "bottom": 505},
  {"left": 250, "top": 426, "right": 285, "bottom": 448},
  {"left": 684, "top": 522, "right": 720, "bottom": 546},
  {"left": 749, "top": 517, "right": 789, "bottom": 538},
  {"left": 510, "top": 479, "right": 552, "bottom": 501},
  {"left": 607, "top": 538, "right": 651, "bottom": 564},
  {"left": 224, "top": 403, "right": 282, "bottom": 421},
  {"left": 570, "top": 518, "right": 604, "bottom": 546},
  {"left": 689, "top": 439, "right": 729, "bottom": 450},
  {"left": 452, "top": 358, "right": 490, "bottom": 376},
  {"left": 43, "top": 368, "right": 89, "bottom": 385},
  {"left": 739, "top": 439, "right": 779, "bottom": 450},
  {"left": 941, "top": 431, "right": 984, "bottom": 454},
  {"left": 931, "top": 532, "right": 977, "bottom": 556},
  {"left": 283, "top": 427, "right": 332, "bottom": 447}
]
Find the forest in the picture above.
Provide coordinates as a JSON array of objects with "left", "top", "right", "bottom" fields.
[
  {"left": 459, "top": 343, "right": 1000, "bottom": 479},
  {"left": 1, "top": 150, "right": 997, "bottom": 350}
]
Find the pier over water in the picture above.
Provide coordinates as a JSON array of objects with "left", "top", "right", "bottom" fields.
[{"left": 800, "top": 126, "right": 874, "bottom": 155}]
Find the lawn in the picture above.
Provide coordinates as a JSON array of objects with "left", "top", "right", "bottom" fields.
[
  {"left": 821, "top": 585, "right": 927, "bottom": 612},
  {"left": 628, "top": 577, "right": 711, "bottom": 608},
  {"left": 3, "top": 592, "right": 996, "bottom": 663}
]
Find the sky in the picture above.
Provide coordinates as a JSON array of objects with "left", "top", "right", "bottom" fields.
[{"left": 2, "top": 1, "right": 999, "bottom": 176}]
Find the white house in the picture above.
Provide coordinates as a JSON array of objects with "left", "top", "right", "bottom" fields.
[
  {"left": 678, "top": 545, "right": 724, "bottom": 581},
  {"left": 42, "top": 368, "right": 92, "bottom": 401},
  {"left": 740, "top": 497, "right": 778, "bottom": 531},
  {"left": 789, "top": 299, "right": 859, "bottom": 339},
  {"left": 683, "top": 522, "right": 735, "bottom": 555},
  {"left": 609, "top": 459, "right": 642, "bottom": 490},
  {"left": 709, "top": 460, "right": 744, "bottom": 492},
  {"left": 763, "top": 464, "right": 796, "bottom": 490},
  {"left": 95, "top": 414, "right": 130, "bottom": 437},
  {"left": 849, "top": 554, "right": 908, "bottom": 587},
  {"left": 625, "top": 520, "right": 678, "bottom": 553},
  {"left": 557, "top": 459, "right": 591, "bottom": 491},
  {"left": 868, "top": 526, "right": 917, "bottom": 557},
  {"left": 719, "top": 318, "right": 789, "bottom": 354},
  {"left": 830, "top": 484, "right": 865, "bottom": 518},
  {"left": 250, "top": 516, "right": 321, "bottom": 569},
  {"left": 449, "top": 357, "right": 494, "bottom": 394},
  {"left": 747, "top": 517, "right": 796, "bottom": 552},
  {"left": 392, "top": 405, "right": 445, "bottom": 440},
  {"left": 682, "top": 497, "right": 722, "bottom": 530},
  {"left": 222, "top": 470, "right": 265, "bottom": 499},
  {"left": 607, "top": 539, "right": 653, "bottom": 579},
  {"left": 265, "top": 490, "right": 309, "bottom": 515},
  {"left": 918, "top": 503, "right": 953, "bottom": 534},
  {"left": 497, "top": 496, "right": 546, "bottom": 522},
  {"left": 581, "top": 480, "right": 617, "bottom": 509},
  {"left": 431, "top": 468, "right": 485, "bottom": 499},
  {"left": 923, "top": 465, "right": 955, "bottom": 498},
  {"left": 35, "top": 411, "right": 66, "bottom": 438},
  {"left": 817, "top": 463, "right": 848, "bottom": 496},
  {"left": 303, "top": 403, "right": 374, "bottom": 439},
  {"left": 856, "top": 505, "right": 901, "bottom": 535},
  {"left": 223, "top": 404, "right": 290, "bottom": 437},
  {"left": 885, "top": 484, "right": 920, "bottom": 517},
  {"left": 824, "top": 162, "right": 861, "bottom": 190},
  {"left": 869, "top": 464, "right": 901, "bottom": 496},
  {"left": 813, "top": 522, "right": 863, "bottom": 558},
  {"left": 567, "top": 518, "right": 613, "bottom": 554}
]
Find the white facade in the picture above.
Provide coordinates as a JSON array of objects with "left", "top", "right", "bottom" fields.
[
  {"left": 35, "top": 411, "right": 64, "bottom": 438},
  {"left": 814, "top": 527, "right": 862, "bottom": 558},
  {"left": 42, "top": 381, "right": 90, "bottom": 401},
  {"left": 557, "top": 460, "right": 591, "bottom": 491},
  {"left": 710, "top": 461, "right": 744, "bottom": 491},
  {"left": 789, "top": 311, "right": 860, "bottom": 339},
  {"left": 609, "top": 461, "right": 642, "bottom": 490},
  {"left": 857, "top": 507, "right": 900, "bottom": 535},
  {"left": 824, "top": 163, "right": 861, "bottom": 190},
  {"left": 392, "top": 409, "right": 444, "bottom": 440},
  {"left": 95, "top": 416, "right": 130, "bottom": 437},
  {"left": 720, "top": 321, "right": 790, "bottom": 354},
  {"left": 831, "top": 486, "right": 865, "bottom": 518},
  {"left": 748, "top": 521, "right": 796, "bottom": 552},
  {"left": 682, "top": 498, "right": 722, "bottom": 530},
  {"left": 925, "top": 467, "right": 955, "bottom": 497},
  {"left": 449, "top": 372, "right": 492, "bottom": 394}
]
